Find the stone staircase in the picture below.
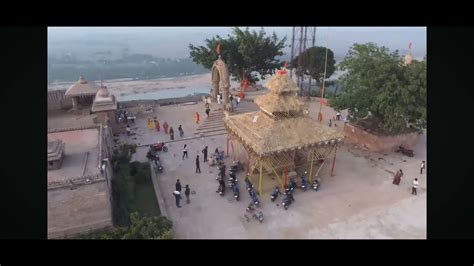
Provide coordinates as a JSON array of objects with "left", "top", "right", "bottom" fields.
[{"left": 193, "top": 106, "right": 248, "bottom": 137}]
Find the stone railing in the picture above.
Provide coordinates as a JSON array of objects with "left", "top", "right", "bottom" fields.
[
  {"left": 48, "top": 172, "right": 105, "bottom": 190},
  {"left": 48, "top": 124, "right": 100, "bottom": 134}
]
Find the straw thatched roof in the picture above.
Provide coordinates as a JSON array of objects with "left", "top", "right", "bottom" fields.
[
  {"left": 65, "top": 76, "right": 100, "bottom": 97},
  {"left": 225, "top": 111, "right": 344, "bottom": 156},
  {"left": 48, "top": 139, "right": 65, "bottom": 162},
  {"left": 254, "top": 73, "right": 307, "bottom": 114},
  {"left": 224, "top": 71, "right": 344, "bottom": 157}
]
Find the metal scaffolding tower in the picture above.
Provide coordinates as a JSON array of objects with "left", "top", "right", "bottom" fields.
[{"left": 290, "top": 26, "right": 317, "bottom": 97}]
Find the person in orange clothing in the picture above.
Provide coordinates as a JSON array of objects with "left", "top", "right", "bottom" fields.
[
  {"left": 163, "top": 121, "right": 169, "bottom": 134},
  {"left": 195, "top": 112, "right": 200, "bottom": 124}
]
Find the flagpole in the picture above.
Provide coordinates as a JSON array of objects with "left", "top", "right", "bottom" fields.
[{"left": 318, "top": 27, "right": 330, "bottom": 122}]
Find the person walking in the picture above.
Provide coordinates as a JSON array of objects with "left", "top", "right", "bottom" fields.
[
  {"left": 173, "top": 190, "right": 182, "bottom": 208},
  {"left": 169, "top": 126, "right": 174, "bottom": 140},
  {"left": 185, "top": 185, "right": 191, "bottom": 204},
  {"left": 217, "top": 94, "right": 221, "bottom": 104},
  {"left": 420, "top": 160, "right": 426, "bottom": 174},
  {"left": 236, "top": 95, "right": 240, "bottom": 107},
  {"left": 195, "top": 112, "right": 200, "bottom": 124},
  {"left": 196, "top": 155, "right": 201, "bottom": 173},
  {"left": 205, "top": 107, "right": 210, "bottom": 118},
  {"left": 126, "top": 124, "right": 131, "bottom": 136},
  {"left": 147, "top": 118, "right": 153, "bottom": 129},
  {"left": 393, "top": 169, "right": 403, "bottom": 185},
  {"left": 412, "top": 178, "right": 419, "bottom": 195},
  {"left": 336, "top": 111, "right": 341, "bottom": 121},
  {"left": 202, "top": 146, "right": 208, "bottom": 162},
  {"left": 175, "top": 179, "right": 182, "bottom": 192},
  {"left": 182, "top": 144, "right": 188, "bottom": 159},
  {"left": 328, "top": 119, "right": 332, "bottom": 127},
  {"left": 155, "top": 119, "right": 160, "bottom": 132},
  {"left": 178, "top": 125, "right": 184, "bottom": 137},
  {"left": 163, "top": 121, "right": 169, "bottom": 134}
]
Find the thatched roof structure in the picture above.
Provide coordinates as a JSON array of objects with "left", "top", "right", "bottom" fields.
[
  {"left": 48, "top": 139, "right": 65, "bottom": 162},
  {"left": 65, "top": 76, "right": 100, "bottom": 97},
  {"left": 224, "top": 72, "right": 344, "bottom": 157}
]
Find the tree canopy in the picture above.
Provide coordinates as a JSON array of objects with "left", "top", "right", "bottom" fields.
[
  {"left": 330, "top": 43, "right": 426, "bottom": 134},
  {"left": 291, "top": 46, "right": 336, "bottom": 83},
  {"left": 189, "top": 27, "right": 286, "bottom": 84},
  {"left": 77, "top": 212, "right": 173, "bottom": 239}
]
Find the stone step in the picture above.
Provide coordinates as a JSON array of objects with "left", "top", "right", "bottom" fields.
[
  {"left": 196, "top": 126, "right": 226, "bottom": 132},
  {"left": 194, "top": 128, "right": 228, "bottom": 135}
]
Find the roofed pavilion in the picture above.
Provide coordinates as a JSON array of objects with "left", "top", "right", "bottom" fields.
[
  {"left": 224, "top": 67, "right": 344, "bottom": 195},
  {"left": 65, "top": 76, "right": 100, "bottom": 110}
]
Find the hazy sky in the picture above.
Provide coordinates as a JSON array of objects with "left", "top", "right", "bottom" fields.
[{"left": 48, "top": 27, "right": 426, "bottom": 60}]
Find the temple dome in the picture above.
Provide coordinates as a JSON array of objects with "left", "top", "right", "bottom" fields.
[{"left": 96, "top": 86, "right": 110, "bottom": 98}]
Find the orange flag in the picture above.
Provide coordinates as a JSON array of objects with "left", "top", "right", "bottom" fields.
[{"left": 320, "top": 98, "right": 327, "bottom": 106}]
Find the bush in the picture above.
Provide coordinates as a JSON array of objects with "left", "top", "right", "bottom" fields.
[{"left": 75, "top": 212, "right": 173, "bottom": 239}]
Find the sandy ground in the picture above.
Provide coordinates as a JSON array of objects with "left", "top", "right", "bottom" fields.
[
  {"left": 113, "top": 95, "right": 426, "bottom": 239},
  {"left": 48, "top": 73, "right": 245, "bottom": 97}
]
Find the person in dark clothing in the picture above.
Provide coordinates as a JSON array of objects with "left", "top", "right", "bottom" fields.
[
  {"left": 205, "top": 107, "right": 210, "bottom": 118},
  {"left": 196, "top": 155, "right": 201, "bottom": 173},
  {"left": 169, "top": 126, "right": 174, "bottom": 140},
  {"left": 392, "top": 169, "right": 403, "bottom": 185},
  {"left": 185, "top": 185, "right": 191, "bottom": 204},
  {"left": 175, "top": 179, "right": 182, "bottom": 192},
  {"left": 183, "top": 144, "right": 188, "bottom": 160},
  {"left": 178, "top": 125, "right": 184, "bottom": 137},
  {"left": 219, "top": 162, "right": 226, "bottom": 177},
  {"left": 173, "top": 190, "right": 182, "bottom": 208},
  {"left": 202, "top": 146, "right": 208, "bottom": 162}
]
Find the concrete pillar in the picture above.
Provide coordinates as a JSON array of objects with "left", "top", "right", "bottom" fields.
[
  {"left": 71, "top": 97, "right": 78, "bottom": 110},
  {"left": 222, "top": 85, "right": 229, "bottom": 106},
  {"left": 211, "top": 81, "right": 219, "bottom": 101}
]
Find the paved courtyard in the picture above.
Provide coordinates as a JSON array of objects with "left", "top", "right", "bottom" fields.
[{"left": 119, "top": 96, "right": 426, "bottom": 239}]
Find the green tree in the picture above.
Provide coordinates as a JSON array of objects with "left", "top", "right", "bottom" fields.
[
  {"left": 291, "top": 46, "right": 336, "bottom": 84},
  {"left": 77, "top": 212, "right": 173, "bottom": 239},
  {"left": 330, "top": 43, "right": 426, "bottom": 134},
  {"left": 121, "top": 212, "right": 173, "bottom": 239},
  {"left": 189, "top": 27, "right": 287, "bottom": 84}
]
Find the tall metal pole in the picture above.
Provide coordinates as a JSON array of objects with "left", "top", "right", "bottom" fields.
[
  {"left": 301, "top": 27, "right": 308, "bottom": 96},
  {"left": 290, "top": 27, "right": 296, "bottom": 79},
  {"left": 331, "top": 144, "right": 338, "bottom": 177},
  {"left": 307, "top": 27, "right": 316, "bottom": 100},
  {"left": 297, "top": 27, "right": 304, "bottom": 91},
  {"left": 318, "top": 27, "right": 330, "bottom": 120}
]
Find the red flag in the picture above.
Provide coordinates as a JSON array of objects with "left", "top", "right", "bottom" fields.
[
  {"left": 216, "top": 42, "right": 221, "bottom": 54},
  {"left": 409, "top": 42, "right": 412, "bottom": 50}
]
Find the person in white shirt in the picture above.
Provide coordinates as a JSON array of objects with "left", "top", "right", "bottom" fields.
[
  {"left": 420, "top": 160, "right": 426, "bottom": 174},
  {"left": 412, "top": 178, "right": 419, "bottom": 195},
  {"left": 236, "top": 95, "right": 241, "bottom": 107},
  {"left": 126, "top": 124, "right": 131, "bottom": 136},
  {"left": 217, "top": 94, "right": 221, "bottom": 104},
  {"left": 182, "top": 144, "right": 188, "bottom": 160}
]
